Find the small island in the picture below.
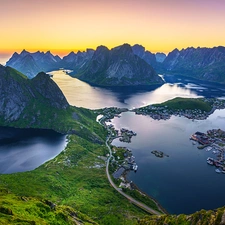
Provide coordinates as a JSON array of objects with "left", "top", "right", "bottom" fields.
[{"left": 151, "top": 150, "right": 169, "bottom": 158}]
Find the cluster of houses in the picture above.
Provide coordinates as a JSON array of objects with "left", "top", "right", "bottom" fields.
[
  {"left": 112, "top": 148, "right": 138, "bottom": 189},
  {"left": 190, "top": 129, "right": 225, "bottom": 173},
  {"left": 134, "top": 98, "right": 225, "bottom": 121}
]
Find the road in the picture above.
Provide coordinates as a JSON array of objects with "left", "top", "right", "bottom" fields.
[{"left": 105, "top": 128, "right": 163, "bottom": 215}]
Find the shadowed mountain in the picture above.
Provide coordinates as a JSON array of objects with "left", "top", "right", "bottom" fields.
[
  {"left": 74, "top": 43, "right": 164, "bottom": 86},
  {"left": 0, "top": 65, "right": 69, "bottom": 126},
  {"left": 162, "top": 46, "right": 225, "bottom": 83},
  {"left": 60, "top": 49, "right": 94, "bottom": 73}
]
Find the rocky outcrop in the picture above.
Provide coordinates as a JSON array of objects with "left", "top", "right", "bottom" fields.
[
  {"left": 31, "top": 72, "right": 69, "bottom": 109},
  {"left": 76, "top": 44, "right": 164, "bottom": 86},
  {"left": 162, "top": 46, "right": 225, "bottom": 83},
  {"left": 0, "top": 65, "right": 69, "bottom": 122}
]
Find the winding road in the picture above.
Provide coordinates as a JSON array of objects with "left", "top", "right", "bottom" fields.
[{"left": 105, "top": 127, "right": 163, "bottom": 215}]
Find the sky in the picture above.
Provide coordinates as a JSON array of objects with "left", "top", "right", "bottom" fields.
[{"left": 1, "top": 0, "right": 225, "bottom": 57}]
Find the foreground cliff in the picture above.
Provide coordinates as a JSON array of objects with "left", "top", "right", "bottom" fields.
[
  {"left": 74, "top": 44, "right": 164, "bottom": 86},
  {"left": 139, "top": 207, "right": 225, "bottom": 225},
  {"left": 0, "top": 65, "right": 69, "bottom": 128},
  {"left": 162, "top": 46, "right": 225, "bottom": 83}
]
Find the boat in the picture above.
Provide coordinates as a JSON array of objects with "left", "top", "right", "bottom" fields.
[
  {"left": 207, "top": 160, "right": 214, "bottom": 165},
  {"left": 133, "top": 164, "right": 138, "bottom": 171},
  {"left": 207, "top": 157, "right": 214, "bottom": 165},
  {"left": 207, "top": 157, "right": 214, "bottom": 161},
  {"left": 206, "top": 146, "right": 212, "bottom": 151},
  {"left": 215, "top": 169, "right": 222, "bottom": 173}
]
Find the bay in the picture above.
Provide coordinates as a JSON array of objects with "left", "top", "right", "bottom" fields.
[
  {"left": 0, "top": 127, "right": 67, "bottom": 174},
  {"left": 110, "top": 110, "right": 225, "bottom": 214}
]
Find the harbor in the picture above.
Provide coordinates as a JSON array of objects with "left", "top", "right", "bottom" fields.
[{"left": 190, "top": 129, "right": 225, "bottom": 173}]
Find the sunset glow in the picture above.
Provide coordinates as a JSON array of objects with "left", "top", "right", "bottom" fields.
[{"left": 1, "top": 0, "right": 225, "bottom": 56}]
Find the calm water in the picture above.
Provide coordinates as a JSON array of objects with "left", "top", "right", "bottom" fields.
[
  {"left": 52, "top": 70, "right": 225, "bottom": 109},
  {"left": 0, "top": 127, "right": 66, "bottom": 174},
  {"left": 110, "top": 111, "right": 225, "bottom": 214}
]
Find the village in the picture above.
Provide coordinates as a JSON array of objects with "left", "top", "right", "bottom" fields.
[
  {"left": 133, "top": 98, "right": 225, "bottom": 121},
  {"left": 190, "top": 129, "right": 225, "bottom": 173},
  {"left": 96, "top": 107, "right": 138, "bottom": 189}
]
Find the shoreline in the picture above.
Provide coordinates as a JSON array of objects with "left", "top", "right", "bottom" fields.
[
  {"left": 123, "top": 170, "right": 169, "bottom": 214},
  {"left": 107, "top": 126, "right": 167, "bottom": 214}
]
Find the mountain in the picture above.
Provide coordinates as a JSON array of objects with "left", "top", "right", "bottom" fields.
[
  {"left": 0, "top": 65, "right": 69, "bottom": 129},
  {"left": 75, "top": 44, "right": 164, "bottom": 86},
  {"left": 155, "top": 52, "right": 166, "bottom": 62},
  {"left": 132, "top": 44, "right": 157, "bottom": 68},
  {"left": 162, "top": 46, "right": 225, "bottom": 83},
  {"left": 6, "top": 50, "right": 61, "bottom": 78},
  {"left": 61, "top": 48, "right": 94, "bottom": 73}
]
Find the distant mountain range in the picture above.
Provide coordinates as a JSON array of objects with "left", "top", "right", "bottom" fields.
[{"left": 5, "top": 44, "right": 225, "bottom": 84}]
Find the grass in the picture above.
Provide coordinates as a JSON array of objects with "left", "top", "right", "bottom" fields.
[
  {"left": 0, "top": 188, "right": 96, "bottom": 225},
  {"left": 0, "top": 132, "right": 149, "bottom": 224},
  {"left": 152, "top": 97, "right": 212, "bottom": 112}
]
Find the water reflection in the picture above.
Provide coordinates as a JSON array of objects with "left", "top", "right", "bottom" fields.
[
  {"left": 51, "top": 70, "right": 212, "bottom": 109},
  {"left": 110, "top": 110, "right": 225, "bottom": 214},
  {"left": 0, "top": 127, "right": 66, "bottom": 174}
]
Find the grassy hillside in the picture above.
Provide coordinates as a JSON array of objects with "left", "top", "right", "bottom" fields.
[
  {"left": 153, "top": 97, "right": 212, "bottom": 112},
  {"left": 0, "top": 188, "right": 97, "bottom": 225},
  {"left": 0, "top": 133, "right": 150, "bottom": 224},
  {"left": 138, "top": 207, "right": 225, "bottom": 225}
]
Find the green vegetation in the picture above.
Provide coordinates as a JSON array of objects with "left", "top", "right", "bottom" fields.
[
  {"left": 139, "top": 207, "right": 225, "bottom": 225},
  {"left": 0, "top": 133, "right": 148, "bottom": 224},
  {"left": 122, "top": 189, "right": 161, "bottom": 213},
  {"left": 0, "top": 188, "right": 96, "bottom": 225},
  {"left": 153, "top": 97, "right": 212, "bottom": 112},
  {"left": 0, "top": 101, "right": 154, "bottom": 224},
  {"left": 6, "top": 66, "right": 28, "bottom": 80}
]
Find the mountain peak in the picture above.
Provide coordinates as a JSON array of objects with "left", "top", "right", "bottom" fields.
[
  {"left": 76, "top": 44, "right": 164, "bottom": 86},
  {"left": 20, "top": 49, "right": 29, "bottom": 57}
]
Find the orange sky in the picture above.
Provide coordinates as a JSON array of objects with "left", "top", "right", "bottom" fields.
[{"left": 1, "top": 0, "right": 225, "bottom": 56}]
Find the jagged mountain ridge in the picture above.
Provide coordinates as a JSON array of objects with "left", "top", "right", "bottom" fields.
[
  {"left": 6, "top": 50, "right": 61, "bottom": 78},
  {"left": 6, "top": 44, "right": 225, "bottom": 84},
  {"left": 162, "top": 46, "right": 225, "bottom": 82},
  {"left": 60, "top": 48, "right": 94, "bottom": 73},
  {"left": 6, "top": 45, "right": 164, "bottom": 80},
  {"left": 0, "top": 65, "right": 69, "bottom": 123},
  {"left": 75, "top": 43, "right": 164, "bottom": 86}
]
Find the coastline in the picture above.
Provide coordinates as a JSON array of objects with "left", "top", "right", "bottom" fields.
[
  {"left": 123, "top": 170, "right": 169, "bottom": 214},
  {"left": 98, "top": 111, "right": 166, "bottom": 215}
]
